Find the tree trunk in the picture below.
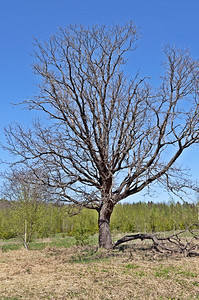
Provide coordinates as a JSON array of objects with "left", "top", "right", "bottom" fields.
[{"left": 98, "top": 201, "right": 114, "bottom": 249}]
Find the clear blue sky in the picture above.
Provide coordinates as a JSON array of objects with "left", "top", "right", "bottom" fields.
[{"left": 0, "top": 0, "right": 199, "bottom": 202}]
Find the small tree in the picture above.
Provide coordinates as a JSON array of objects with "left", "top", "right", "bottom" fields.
[
  {"left": 2, "top": 169, "right": 48, "bottom": 249},
  {"left": 3, "top": 22, "right": 199, "bottom": 249},
  {"left": 11, "top": 191, "right": 38, "bottom": 250}
]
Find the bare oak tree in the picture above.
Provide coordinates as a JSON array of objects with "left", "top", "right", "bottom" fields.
[{"left": 3, "top": 23, "right": 199, "bottom": 249}]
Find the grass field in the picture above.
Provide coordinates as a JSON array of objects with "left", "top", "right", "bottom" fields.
[{"left": 0, "top": 236, "right": 199, "bottom": 300}]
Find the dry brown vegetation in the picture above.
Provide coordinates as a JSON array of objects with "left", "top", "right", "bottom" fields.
[{"left": 0, "top": 244, "right": 199, "bottom": 300}]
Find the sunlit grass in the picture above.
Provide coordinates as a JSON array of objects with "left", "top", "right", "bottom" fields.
[
  {"left": 0, "top": 233, "right": 98, "bottom": 252},
  {"left": 0, "top": 245, "right": 198, "bottom": 299}
]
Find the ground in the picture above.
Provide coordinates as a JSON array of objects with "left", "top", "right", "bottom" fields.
[{"left": 0, "top": 243, "right": 198, "bottom": 300}]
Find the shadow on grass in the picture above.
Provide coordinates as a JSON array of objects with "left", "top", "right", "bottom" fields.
[{"left": 69, "top": 246, "right": 113, "bottom": 264}]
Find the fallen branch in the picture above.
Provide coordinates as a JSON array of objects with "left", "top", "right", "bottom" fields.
[{"left": 113, "top": 224, "right": 199, "bottom": 257}]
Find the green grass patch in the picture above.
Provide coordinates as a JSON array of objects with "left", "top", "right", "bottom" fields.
[
  {"left": 50, "top": 236, "right": 76, "bottom": 248},
  {"left": 0, "top": 234, "right": 81, "bottom": 251},
  {"left": 1, "top": 244, "right": 22, "bottom": 252},
  {"left": 154, "top": 265, "right": 198, "bottom": 281},
  {"left": 155, "top": 267, "right": 171, "bottom": 279},
  {"left": 176, "top": 269, "right": 197, "bottom": 278},
  {"left": 135, "top": 270, "right": 145, "bottom": 277},
  {"left": 125, "top": 263, "right": 139, "bottom": 270},
  {"left": 28, "top": 242, "right": 49, "bottom": 250}
]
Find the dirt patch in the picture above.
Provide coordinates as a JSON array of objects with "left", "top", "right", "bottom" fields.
[{"left": 0, "top": 246, "right": 198, "bottom": 299}]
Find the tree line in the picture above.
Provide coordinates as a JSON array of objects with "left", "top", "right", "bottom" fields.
[{"left": 0, "top": 200, "right": 198, "bottom": 242}]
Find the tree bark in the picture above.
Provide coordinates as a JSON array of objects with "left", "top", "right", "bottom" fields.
[{"left": 98, "top": 201, "right": 114, "bottom": 249}]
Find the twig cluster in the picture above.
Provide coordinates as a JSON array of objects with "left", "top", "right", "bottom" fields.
[{"left": 113, "top": 224, "right": 199, "bottom": 257}]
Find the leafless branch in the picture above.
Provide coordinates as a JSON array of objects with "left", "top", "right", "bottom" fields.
[
  {"left": 2, "top": 23, "right": 199, "bottom": 248},
  {"left": 113, "top": 224, "right": 199, "bottom": 257}
]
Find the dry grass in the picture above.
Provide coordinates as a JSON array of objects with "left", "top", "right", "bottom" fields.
[{"left": 0, "top": 244, "right": 199, "bottom": 300}]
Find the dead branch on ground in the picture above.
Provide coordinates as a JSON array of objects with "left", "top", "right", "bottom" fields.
[{"left": 113, "top": 224, "right": 199, "bottom": 257}]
